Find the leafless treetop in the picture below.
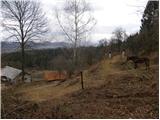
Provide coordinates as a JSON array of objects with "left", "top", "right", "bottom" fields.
[{"left": 1, "top": 0, "right": 48, "bottom": 46}]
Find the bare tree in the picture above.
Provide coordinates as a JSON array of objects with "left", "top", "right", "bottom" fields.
[
  {"left": 1, "top": 0, "right": 48, "bottom": 81},
  {"left": 112, "top": 27, "right": 127, "bottom": 52},
  {"left": 98, "top": 38, "right": 108, "bottom": 47},
  {"left": 55, "top": 0, "right": 96, "bottom": 67}
]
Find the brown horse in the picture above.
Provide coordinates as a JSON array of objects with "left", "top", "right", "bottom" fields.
[{"left": 126, "top": 56, "right": 150, "bottom": 70}]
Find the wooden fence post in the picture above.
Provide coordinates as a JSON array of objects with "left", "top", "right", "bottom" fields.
[{"left": 80, "top": 71, "right": 84, "bottom": 89}]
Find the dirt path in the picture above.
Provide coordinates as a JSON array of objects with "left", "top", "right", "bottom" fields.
[
  {"left": 14, "top": 65, "right": 158, "bottom": 103},
  {"left": 2, "top": 56, "right": 159, "bottom": 118},
  {"left": 14, "top": 79, "right": 81, "bottom": 102}
]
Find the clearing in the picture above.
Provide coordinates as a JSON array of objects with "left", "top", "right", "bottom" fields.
[{"left": 1, "top": 55, "right": 159, "bottom": 118}]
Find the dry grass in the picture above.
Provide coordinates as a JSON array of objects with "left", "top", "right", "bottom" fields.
[
  {"left": 12, "top": 54, "right": 158, "bottom": 102},
  {"left": 1, "top": 54, "right": 159, "bottom": 118},
  {"left": 13, "top": 79, "right": 81, "bottom": 102}
]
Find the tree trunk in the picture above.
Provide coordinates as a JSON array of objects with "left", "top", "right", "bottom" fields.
[
  {"left": 21, "top": 43, "right": 25, "bottom": 82},
  {"left": 73, "top": 47, "right": 77, "bottom": 66},
  {"left": 74, "top": 0, "right": 78, "bottom": 67}
]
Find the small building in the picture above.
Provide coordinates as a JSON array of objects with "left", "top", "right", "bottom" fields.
[
  {"left": 44, "top": 71, "right": 67, "bottom": 81},
  {"left": 1, "top": 66, "right": 31, "bottom": 84},
  {"left": 1, "top": 66, "right": 22, "bottom": 83},
  {"left": 31, "top": 71, "right": 44, "bottom": 82}
]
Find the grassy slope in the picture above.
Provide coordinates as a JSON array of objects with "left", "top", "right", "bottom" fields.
[{"left": 1, "top": 55, "right": 159, "bottom": 118}]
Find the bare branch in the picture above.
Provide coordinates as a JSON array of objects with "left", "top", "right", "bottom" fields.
[
  {"left": 55, "top": 0, "right": 96, "bottom": 65},
  {"left": 1, "top": 0, "right": 48, "bottom": 81}
]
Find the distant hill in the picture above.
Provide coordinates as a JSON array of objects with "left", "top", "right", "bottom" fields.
[{"left": 1, "top": 41, "right": 71, "bottom": 53}]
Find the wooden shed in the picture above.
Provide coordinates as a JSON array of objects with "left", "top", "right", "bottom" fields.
[{"left": 44, "top": 71, "right": 67, "bottom": 81}]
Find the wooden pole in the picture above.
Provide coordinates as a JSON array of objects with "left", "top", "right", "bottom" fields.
[{"left": 80, "top": 71, "right": 84, "bottom": 89}]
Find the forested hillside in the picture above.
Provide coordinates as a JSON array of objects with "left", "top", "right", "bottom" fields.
[{"left": 1, "top": 0, "right": 159, "bottom": 119}]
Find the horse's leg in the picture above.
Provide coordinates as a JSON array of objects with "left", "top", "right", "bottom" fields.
[
  {"left": 134, "top": 63, "right": 137, "bottom": 69},
  {"left": 146, "top": 60, "right": 150, "bottom": 70},
  {"left": 148, "top": 60, "right": 150, "bottom": 70},
  {"left": 145, "top": 62, "right": 147, "bottom": 70}
]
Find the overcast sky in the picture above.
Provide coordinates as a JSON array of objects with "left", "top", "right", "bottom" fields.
[
  {"left": 41, "top": 0, "right": 148, "bottom": 44},
  {"left": 0, "top": 0, "right": 148, "bottom": 44}
]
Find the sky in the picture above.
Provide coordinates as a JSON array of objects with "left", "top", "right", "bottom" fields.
[
  {"left": 41, "top": 0, "right": 148, "bottom": 44},
  {"left": 0, "top": 0, "right": 149, "bottom": 44}
]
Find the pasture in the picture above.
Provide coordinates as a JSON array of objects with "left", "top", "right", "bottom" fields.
[{"left": 1, "top": 55, "right": 159, "bottom": 118}]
